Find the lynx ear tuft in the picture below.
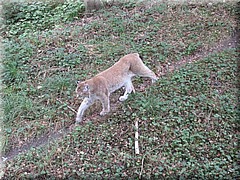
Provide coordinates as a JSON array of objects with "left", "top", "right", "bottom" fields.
[{"left": 83, "top": 84, "right": 89, "bottom": 92}]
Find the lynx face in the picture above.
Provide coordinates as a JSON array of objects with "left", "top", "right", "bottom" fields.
[{"left": 75, "top": 81, "right": 90, "bottom": 98}]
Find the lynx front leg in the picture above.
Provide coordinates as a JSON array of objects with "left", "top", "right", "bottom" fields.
[
  {"left": 99, "top": 94, "right": 110, "bottom": 116},
  {"left": 119, "top": 80, "right": 135, "bottom": 101},
  {"left": 76, "top": 97, "right": 94, "bottom": 123}
]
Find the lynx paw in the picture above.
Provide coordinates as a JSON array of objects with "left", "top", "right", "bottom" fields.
[
  {"left": 151, "top": 77, "right": 159, "bottom": 83},
  {"left": 100, "top": 110, "right": 109, "bottom": 116},
  {"left": 119, "top": 95, "right": 128, "bottom": 101},
  {"left": 75, "top": 117, "right": 82, "bottom": 123}
]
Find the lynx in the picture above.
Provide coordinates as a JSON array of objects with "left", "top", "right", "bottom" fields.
[{"left": 75, "top": 53, "right": 158, "bottom": 123}]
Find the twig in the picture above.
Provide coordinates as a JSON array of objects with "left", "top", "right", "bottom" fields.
[
  {"left": 135, "top": 119, "right": 140, "bottom": 155},
  {"left": 56, "top": 98, "right": 77, "bottom": 113},
  {"left": 120, "top": 127, "right": 129, "bottom": 136},
  {"left": 139, "top": 142, "right": 165, "bottom": 179},
  {"left": 38, "top": 67, "right": 69, "bottom": 77},
  {"left": 139, "top": 152, "right": 147, "bottom": 179}
]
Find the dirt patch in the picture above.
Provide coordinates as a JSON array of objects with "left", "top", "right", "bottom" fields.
[
  {"left": 2, "top": 32, "right": 238, "bottom": 162},
  {"left": 156, "top": 31, "right": 238, "bottom": 76},
  {"left": 3, "top": 128, "right": 70, "bottom": 161}
]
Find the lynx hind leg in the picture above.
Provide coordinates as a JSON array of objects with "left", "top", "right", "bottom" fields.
[
  {"left": 139, "top": 64, "right": 158, "bottom": 83},
  {"left": 99, "top": 93, "right": 110, "bottom": 116},
  {"left": 131, "top": 56, "right": 158, "bottom": 83},
  {"left": 119, "top": 80, "right": 135, "bottom": 101}
]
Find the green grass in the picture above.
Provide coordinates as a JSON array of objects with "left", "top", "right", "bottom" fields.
[
  {"left": 1, "top": 0, "right": 239, "bottom": 179},
  {"left": 2, "top": 0, "right": 84, "bottom": 37},
  {"left": 3, "top": 49, "right": 238, "bottom": 179}
]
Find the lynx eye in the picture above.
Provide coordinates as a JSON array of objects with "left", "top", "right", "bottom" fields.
[{"left": 83, "top": 84, "right": 89, "bottom": 92}]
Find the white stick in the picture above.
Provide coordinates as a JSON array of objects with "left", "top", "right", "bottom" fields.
[
  {"left": 135, "top": 119, "right": 140, "bottom": 155},
  {"left": 56, "top": 98, "right": 77, "bottom": 113}
]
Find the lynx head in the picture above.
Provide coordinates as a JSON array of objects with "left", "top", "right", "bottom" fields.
[{"left": 75, "top": 81, "right": 90, "bottom": 98}]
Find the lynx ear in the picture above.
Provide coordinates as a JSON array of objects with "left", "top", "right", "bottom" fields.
[{"left": 83, "top": 84, "right": 89, "bottom": 92}]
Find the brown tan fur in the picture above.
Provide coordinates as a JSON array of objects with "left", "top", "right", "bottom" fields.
[{"left": 75, "top": 53, "right": 158, "bottom": 123}]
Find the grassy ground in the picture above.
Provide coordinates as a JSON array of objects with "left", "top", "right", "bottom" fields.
[{"left": 1, "top": 0, "right": 239, "bottom": 179}]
